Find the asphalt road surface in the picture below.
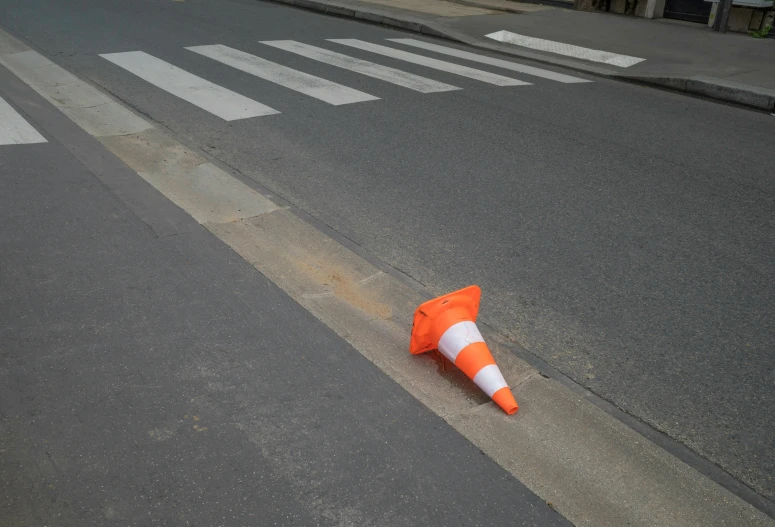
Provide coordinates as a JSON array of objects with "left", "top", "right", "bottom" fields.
[
  {"left": 1, "top": 0, "right": 773, "bottom": 509},
  {"left": 0, "top": 60, "right": 569, "bottom": 525}
]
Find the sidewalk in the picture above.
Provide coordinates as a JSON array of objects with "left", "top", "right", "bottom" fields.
[{"left": 273, "top": 0, "right": 775, "bottom": 110}]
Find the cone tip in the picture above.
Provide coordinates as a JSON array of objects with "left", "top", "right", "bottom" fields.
[{"left": 492, "top": 387, "right": 519, "bottom": 415}]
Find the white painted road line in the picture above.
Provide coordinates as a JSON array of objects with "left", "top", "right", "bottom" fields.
[
  {"left": 0, "top": 95, "right": 47, "bottom": 145},
  {"left": 327, "top": 39, "right": 530, "bottom": 87},
  {"left": 387, "top": 38, "right": 591, "bottom": 84},
  {"left": 99, "top": 51, "right": 278, "bottom": 120},
  {"left": 186, "top": 44, "right": 378, "bottom": 105},
  {"left": 261, "top": 40, "right": 461, "bottom": 94},
  {"left": 485, "top": 30, "right": 646, "bottom": 68}
]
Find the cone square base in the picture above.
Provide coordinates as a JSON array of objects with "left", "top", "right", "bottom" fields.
[{"left": 409, "top": 285, "right": 481, "bottom": 355}]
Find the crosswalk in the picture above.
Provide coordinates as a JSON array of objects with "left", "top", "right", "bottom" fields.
[
  {"left": 327, "top": 39, "right": 528, "bottom": 87},
  {"left": 186, "top": 44, "right": 378, "bottom": 106},
  {"left": 100, "top": 51, "right": 279, "bottom": 121},
  {"left": 89, "top": 38, "right": 590, "bottom": 122},
  {"left": 0, "top": 95, "right": 47, "bottom": 145},
  {"left": 260, "top": 40, "right": 459, "bottom": 93},
  {"left": 2, "top": 38, "right": 591, "bottom": 150},
  {"left": 386, "top": 38, "right": 590, "bottom": 84}
]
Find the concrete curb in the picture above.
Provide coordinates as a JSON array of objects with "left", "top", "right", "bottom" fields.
[
  {"left": 626, "top": 74, "right": 775, "bottom": 111},
  {"left": 264, "top": 0, "right": 775, "bottom": 112}
]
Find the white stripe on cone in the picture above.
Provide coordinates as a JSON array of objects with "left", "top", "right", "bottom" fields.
[
  {"left": 438, "top": 321, "right": 485, "bottom": 362},
  {"left": 473, "top": 364, "right": 509, "bottom": 397}
]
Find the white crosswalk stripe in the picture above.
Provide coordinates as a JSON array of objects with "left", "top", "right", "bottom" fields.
[
  {"left": 186, "top": 44, "right": 378, "bottom": 105},
  {"left": 386, "top": 38, "right": 590, "bottom": 84},
  {"left": 0, "top": 95, "right": 47, "bottom": 145},
  {"left": 327, "top": 39, "right": 530, "bottom": 87},
  {"left": 260, "top": 40, "right": 460, "bottom": 94},
  {"left": 100, "top": 51, "right": 278, "bottom": 120}
]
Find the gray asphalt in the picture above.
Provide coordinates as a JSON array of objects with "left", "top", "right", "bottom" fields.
[
  {"left": 1, "top": 0, "right": 773, "bottom": 506},
  {"left": 0, "top": 66, "right": 568, "bottom": 525}
]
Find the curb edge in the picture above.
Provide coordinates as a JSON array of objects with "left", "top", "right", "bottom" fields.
[{"left": 262, "top": 0, "right": 775, "bottom": 112}]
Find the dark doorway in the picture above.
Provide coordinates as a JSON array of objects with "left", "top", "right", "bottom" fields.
[{"left": 664, "top": 0, "right": 712, "bottom": 22}]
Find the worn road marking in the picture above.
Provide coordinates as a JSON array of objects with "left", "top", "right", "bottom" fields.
[
  {"left": 0, "top": 95, "right": 47, "bottom": 144},
  {"left": 261, "top": 40, "right": 460, "bottom": 93},
  {"left": 387, "top": 38, "right": 591, "bottom": 84},
  {"left": 186, "top": 44, "right": 378, "bottom": 105},
  {"left": 327, "top": 39, "right": 530, "bottom": 86},
  {"left": 99, "top": 51, "right": 278, "bottom": 120},
  {"left": 485, "top": 30, "right": 646, "bottom": 68},
  {"left": 1, "top": 50, "right": 152, "bottom": 137},
  {"left": 100, "top": 127, "right": 277, "bottom": 224}
]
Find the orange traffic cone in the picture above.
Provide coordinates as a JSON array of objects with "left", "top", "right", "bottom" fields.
[{"left": 410, "top": 285, "right": 519, "bottom": 415}]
